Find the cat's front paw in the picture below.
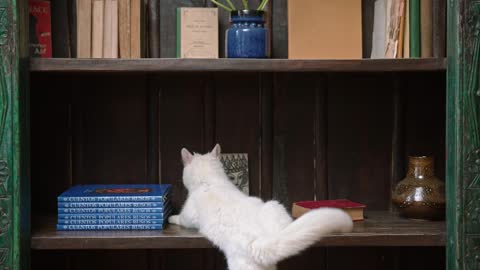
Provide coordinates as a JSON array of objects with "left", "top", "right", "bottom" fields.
[{"left": 168, "top": 215, "right": 180, "bottom": 225}]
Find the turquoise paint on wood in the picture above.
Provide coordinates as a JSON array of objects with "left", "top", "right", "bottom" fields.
[
  {"left": 0, "top": 0, "right": 28, "bottom": 269},
  {"left": 447, "top": 0, "right": 480, "bottom": 269}
]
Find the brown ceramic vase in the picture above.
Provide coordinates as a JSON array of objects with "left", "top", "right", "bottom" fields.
[{"left": 392, "top": 156, "right": 445, "bottom": 220}]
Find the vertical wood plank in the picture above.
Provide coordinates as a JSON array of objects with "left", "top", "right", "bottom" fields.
[
  {"left": 147, "top": 77, "right": 160, "bottom": 184},
  {"left": 70, "top": 74, "right": 148, "bottom": 184},
  {"left": 314, "top": 77, "right": 328, "bottom": 200},
  {"left": 273, "top": 73, "right": 326, "bottom": 270},
  {"left": 326, "top": 73, "right": 394, "bottom": 269},
  {"left": 203, "top": 75, "right": 216, "bottom": 151},
  {"left": 202, "top": 74, "right": 218, "bottom": 270},
  {"left": 446, "top": 1, "right": 460, "bottom": 268},
  {"left": 404, "top": 72, "right": 446, "bottom": 181},
  {"left": 30, "top": 74, "right": 72, "bottom": 214},
  {"left": 214, "top": 72, "right": 261, "bottom": 196},
  {"left": 327, "top": 73, "right": 393, "bottom": 209},
  {"left": 260, "top": 73, "right": 273, "bottom": 200},
  {"left": 153, "top": 73, "right": 208, "bottom": 270},
  {"left": 390, "top": 74, "right": 406, "bottom": 211},
  {"left": 157, "top": 73, "right": 206, "bottom": 210},
  {"left": 0, "top": 0, "right": 29, "bottom": 267}
]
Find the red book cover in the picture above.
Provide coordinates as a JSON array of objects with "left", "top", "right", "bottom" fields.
[
  {"left": 292, "top": 199, "right": 366, "bottom": 221},
  {"left": 29, "top": 0, "right": 52, "bottom": 57},
  {"left": 295, "top": 199, "right": 366, "bottom": 209}
]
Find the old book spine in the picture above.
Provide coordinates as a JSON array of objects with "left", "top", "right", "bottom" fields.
[
  {"left": 103, "top": 0, "right": 118, "bottom": 58},
  {"left": 148, "top": 0, "right": 160, "bottom": 57},
  {"left": 91, "top": 0, "right": 104, "bottom": 58},
  {"left": 29, "top": 0, "right": 52, "bottom": 57},
  {"left": 432, "top": 0, "right": 446, "bottom": 57},
  {"left": 176, "top": 7, "right": 181, "bottom": 58},
  {"left": 409, "top": 0, "right": 420, "bottom": 57},
  {"left": 370, "top": 0, "right": 386, "bottom": 59},
  {"left": 403, "top": 0, "right": 410, "bottom": 58},
  {"left": 397, "top": 0, "right": 406, "bottom": 58},
  {"left": 118, "top": 0, "right": 131, "bottom": 58},
  {"left": 130, "top": 0, "right": 141, "bottom": 58},
  {"left": 51, "top": 0, "right": 71, "bottom": 57},
  {"left": 68, "top": 0, "right": 77, "bottom": 57},
  {"left": 385, "top": 0, "right": 400, "bottom": 58},
  {"left": 420, "top": 0, "right": 433, "bottom": 57},
  {"left": 76, "top": 0, "right": 92, "bottom": 58}
]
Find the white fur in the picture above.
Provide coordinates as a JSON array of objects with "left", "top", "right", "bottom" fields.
[{"left": 169, "top": 144, "right": 353, "bottom": 270}]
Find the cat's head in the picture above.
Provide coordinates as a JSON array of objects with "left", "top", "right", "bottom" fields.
[{"left": 180, "top": 144, "right": 224, "bottom": 190}]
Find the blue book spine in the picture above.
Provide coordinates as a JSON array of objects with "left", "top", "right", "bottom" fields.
[
  {"left": 58, "top": 213, "right": 164, "bottom": 220},
  {"left": 58, "top": 207, "right": 164, "bottom": 214},
  {"left": 58, "top": 196, "right": 166, "bottom": 202},
  {"left": 56, "top": 224, "right": 163, "bottom": 230},
  {"left": 57, "top": 219, "right": 164, "bottom": 225},
  {"left": 58, "top": 202, "right": 164, "bottom": 208}
]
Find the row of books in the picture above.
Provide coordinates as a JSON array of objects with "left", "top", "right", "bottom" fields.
[
  {"left": 57, "top": 184, "right": 171, "bottom": 231},
  {"left": 29, "top": 0, "right": 145, "bottom": 58},
  {"left": 372, "top": 0, "right": 445, "bottom": 59},
  {"left": 29, "top": 0, "right": 446, "bottom": 59}
]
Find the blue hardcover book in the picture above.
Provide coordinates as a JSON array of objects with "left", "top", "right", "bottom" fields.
[
  {"left": 56, "top": 224, "right": 163, "bottom": 230},
  {"left": 58, "top": 207, "right": 166, "bottom": 214},
  {"left": 57, "top": 219, "right": 164, "bottom": 225},
  {"left": 58, "top": 201, "right": 165, "bottom": 208},
  {"left": 58, "top": 213, "right": 165, "bottom": 220},
  {"left": 58, "top": 184, "right": 171, "bottom": 202}
]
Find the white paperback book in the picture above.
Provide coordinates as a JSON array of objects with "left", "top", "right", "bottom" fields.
[{"left": 371, "top": 0, "right": 386, "bottom": 58}]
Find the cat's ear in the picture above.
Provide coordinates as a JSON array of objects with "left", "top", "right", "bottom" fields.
[
  {"left": 181, "top": 148, "right": 193, "bottom": 165},
  {"left": 212, "top": 144, "right": 221, "bottom": 158}
]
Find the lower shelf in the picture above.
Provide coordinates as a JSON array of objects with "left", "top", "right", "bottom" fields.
[{"left": 31, "top": 211, "right": 445, "bottom": 250}]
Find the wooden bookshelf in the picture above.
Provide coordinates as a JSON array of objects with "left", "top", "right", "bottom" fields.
[
  {"left": 29, "top": 58, "right": 447, "bottom": 73},
  {"left": 31, "top": 211, "right": 445, "bottom": 250}
]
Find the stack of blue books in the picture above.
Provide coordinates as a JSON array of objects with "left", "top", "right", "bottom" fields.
[{"left": 56, "top": 184, "right": 172, "bottom": 231}]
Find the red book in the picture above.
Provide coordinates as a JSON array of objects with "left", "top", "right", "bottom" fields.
[
  {"left": 292, "top": 199, "right": 366, "bottom": 221},
  {"left": 29, "top": 0, "right": 52, "bottom": 57}
]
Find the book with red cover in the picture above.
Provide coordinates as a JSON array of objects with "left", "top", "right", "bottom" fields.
[
  {"left": 292, "top": 199, "right": 366, "bottom": 221},
  {"left": 29, "top": 0, "right": 52, "bottom": 57}
]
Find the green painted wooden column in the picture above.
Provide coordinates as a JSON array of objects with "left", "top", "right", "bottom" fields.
[
  {"left": 447, "top": 0, "right": 480, "bottom": 269},
  {"left": 0, "top": 0, "right": 29, "bottom": 269}
]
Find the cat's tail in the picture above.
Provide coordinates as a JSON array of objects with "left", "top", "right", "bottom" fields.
[{"left": 249, "top": 208, "right": 353, "bottom": 266}]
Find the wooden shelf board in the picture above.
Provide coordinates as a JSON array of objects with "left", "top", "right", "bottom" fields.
[
  {"left": 29, "top": 58, "right": 446, "bottom": 73},
  {"left": 31, "top": 211, "right": 445, "bottom": 250}
]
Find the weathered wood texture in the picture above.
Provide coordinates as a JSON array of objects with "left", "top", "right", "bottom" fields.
[
  {"left": 0, "top": 0, "right": 29, "bottom": 269},
  {"left": 446, "top": 0, "right": 480, "bottom": 269},
  {"left": 29, "top": 58, "right": 447, "bottom": 73},
  {"left": 31, "top": 211, "right": 445, "bottom": 250},
  {"left": 29, "top": 70, "right": 447, "bottom": 269}
]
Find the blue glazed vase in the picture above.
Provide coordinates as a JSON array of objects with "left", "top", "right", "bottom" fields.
[{"left": 226, "top": 10, "right": 269, "bottom": 58}]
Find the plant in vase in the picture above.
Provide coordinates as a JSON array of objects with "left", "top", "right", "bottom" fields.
[{"left": 210, "top": 0, "right": 270, "bottom": 58}]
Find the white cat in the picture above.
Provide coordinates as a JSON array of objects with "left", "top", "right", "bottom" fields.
[{"left": 168, "top": 144, "right": 353, "bottom": 270}]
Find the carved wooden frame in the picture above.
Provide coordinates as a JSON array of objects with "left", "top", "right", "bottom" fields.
[{"left": 447, "top": 0, "right": 480, "bottom": 269}]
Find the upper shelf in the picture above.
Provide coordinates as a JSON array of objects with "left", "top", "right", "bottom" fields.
[
  {"left": 29, "top": 58, "right": 446, "bottom": 73},
  {"left": 31, "top": 211, "right": 445, "bottom": 250}
]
